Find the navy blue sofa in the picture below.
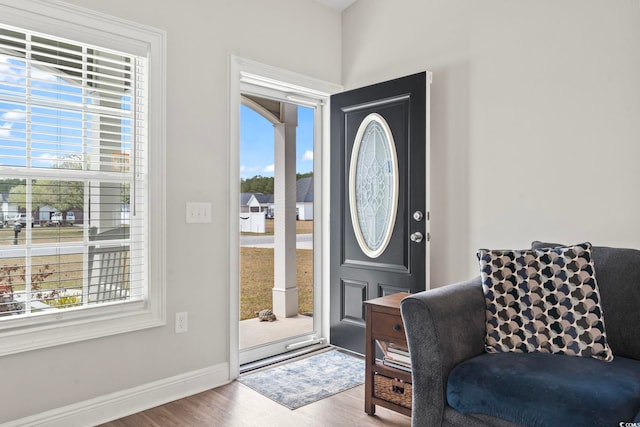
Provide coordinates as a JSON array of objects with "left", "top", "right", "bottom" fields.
[{"left": 400, "top": 243, "right": 640, "bottom": 427}]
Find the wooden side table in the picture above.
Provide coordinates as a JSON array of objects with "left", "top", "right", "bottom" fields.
[{"left": 364, "top": 292, "right": 412, "bottom": 417}]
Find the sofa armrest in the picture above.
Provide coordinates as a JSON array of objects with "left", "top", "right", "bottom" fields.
[{"left": 400, "top": 277, "right": 487, "bottom": 426}]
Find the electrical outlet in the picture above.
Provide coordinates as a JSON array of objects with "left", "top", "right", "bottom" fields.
[{"left": 175, "top": 312, "right": 188, "bottom": 334}]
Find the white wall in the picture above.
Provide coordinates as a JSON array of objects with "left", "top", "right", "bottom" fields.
[
  {"left": 0, "top": 0, "right": 341, "bottom": 423},
  {"left": 297, "top": 202, "right": 313, "bottom": 221},
  {"left": 5, "top": 0, "right": 639, "bottom": 422},
  {"left": 343, "top": 0, "right": 640, "bottom": 286}
]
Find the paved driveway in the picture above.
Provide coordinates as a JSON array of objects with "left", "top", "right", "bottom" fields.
[{"left": 240, "top": 233, "right": 312, "bottom": 249}]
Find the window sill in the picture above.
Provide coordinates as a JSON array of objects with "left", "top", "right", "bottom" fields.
[{"left": 0, "top": 300, "right": 165, "bottom": 356}]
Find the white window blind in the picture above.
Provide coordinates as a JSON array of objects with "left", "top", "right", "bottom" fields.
[{"left": 0, "top": 23, "right": 147, "bottom": 318}]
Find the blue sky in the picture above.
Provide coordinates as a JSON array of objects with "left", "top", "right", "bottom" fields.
[
  {"left": 2, "top": 51, "right": 309, "bottom": 177},
  {"left": 0, "top": 53, "right": 131, "bottom": 169},
  {"left": 240, "top": 103, "right": 314, "bottom": 179}
]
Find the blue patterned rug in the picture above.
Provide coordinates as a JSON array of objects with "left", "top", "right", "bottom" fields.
[{"left": 238, "top": 349, "right": 365, "bottom": 409}]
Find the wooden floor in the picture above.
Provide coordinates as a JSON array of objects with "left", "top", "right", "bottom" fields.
[{"left": 99, "top": 380, "right": 411, "bottom": 427}]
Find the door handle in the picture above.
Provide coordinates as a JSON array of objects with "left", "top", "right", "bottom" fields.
[{"left": 410, "top": 232, "right": 423, "bottom": 243}]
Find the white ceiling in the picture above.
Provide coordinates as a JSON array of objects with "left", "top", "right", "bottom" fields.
[{"left": 314, "top": 0, "right": 357, "bottom": 12}]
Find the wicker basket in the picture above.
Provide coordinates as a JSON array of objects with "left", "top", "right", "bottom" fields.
[{"left": 373, "top": 373, "right": 412, "bottom": 408}]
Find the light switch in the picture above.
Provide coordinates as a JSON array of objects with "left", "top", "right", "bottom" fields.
[{"left": 186, "top": 202, "right": 212, "bottom": 223}]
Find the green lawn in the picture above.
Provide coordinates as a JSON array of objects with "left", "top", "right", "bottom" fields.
[
  {"left": 1, "top": 225, "right": 313, "bottom": 317},
  {"left": 239, "top": 221, "right": 314, "bottom": 320},
  {"left": 240, "top": 247, "right": 313, "bottom": 320},
  {"left": 0, "top": 225, "right": 84, "bottom": 246},
  {"left": 0, "top": 226, "right": 85, "bottom": 294}
]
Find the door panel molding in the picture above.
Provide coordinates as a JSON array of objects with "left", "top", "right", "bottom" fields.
[
  {"left": 342, "top": 258, "right": 409, "bottom": 273},
  {"left": 340, "top": 279, "right": 368, "bottom": 326},
  {"left": 378, "top": 283, "right": 411, "bottom": 297},
  {"left": 341, "top": 94, "right": 411, "bottom": 113}
]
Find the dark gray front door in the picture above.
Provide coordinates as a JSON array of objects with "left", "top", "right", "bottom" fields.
[{"left": 330, "top": 72, "right": 429, "bottom": 355}]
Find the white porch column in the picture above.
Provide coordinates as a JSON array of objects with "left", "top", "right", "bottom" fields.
[
  {"left": 89, "top": 51, "right": 126, "bottom": 234},
  {"left": 272, "top": 103, "right": 298, "bottom": 318}
]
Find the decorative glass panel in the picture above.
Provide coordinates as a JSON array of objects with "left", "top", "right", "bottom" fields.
[{"left": 349, "top": 113, "right": 398, "bottom": 258}]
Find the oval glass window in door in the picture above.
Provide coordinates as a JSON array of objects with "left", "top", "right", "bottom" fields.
[{"left": 349, "top": 113, "right": 399, "bottom": 258}]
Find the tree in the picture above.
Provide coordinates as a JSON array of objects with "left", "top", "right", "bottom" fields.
[
  {"left": 5, "top": 154, "right": 86, "bottom": 210},
  {"left": 33, "top": 180, "right": 84, "bottom": 211},
  {"left": 54, "top": 154, "right": 82, "bottom": 171},
  {"left": 7, "top": 180, "right": 84, "bottom": 211},
  {"left": 240, "top": 173, "right": 313, "bottom": 194},
  {"left": 40, "top": 154, "right": 84, "bottom": 211},
  {"left": 0, "top": 179, "right": 24, "bottom": 195},
  {"left": 241, "top": 175, "right": 274, "bottom": 194},
  {"left": 7, "top": 184, "right": 26, "bottom": 208},
  {"left": 296, "top": 172, "right": 313, "bottom": 180},
  {"left": 121, "top": 183, "right": 130, "bottom": 204}
]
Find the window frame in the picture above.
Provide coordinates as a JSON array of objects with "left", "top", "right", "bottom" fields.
[{"left": 0, "top": 0, "right": 166, "bottom": 356}]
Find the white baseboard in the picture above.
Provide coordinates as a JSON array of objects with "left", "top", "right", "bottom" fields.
[{"left": 6, "top": 362, "right": 230, "bottom": 427}]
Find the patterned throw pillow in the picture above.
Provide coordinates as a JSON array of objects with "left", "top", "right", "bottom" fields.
[{"left": 477, "top": 242, "right": 613, "bottom": 361}]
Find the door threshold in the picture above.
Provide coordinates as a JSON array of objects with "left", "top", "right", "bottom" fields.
[{"left": 240, "top": 343, "right": 330, "bottom": 374}]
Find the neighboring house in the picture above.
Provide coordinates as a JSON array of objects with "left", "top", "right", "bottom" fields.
[
  {"left": 240, "top": 178, "right": 313, "bottom": 220},
  {"left": 0, "top": 193, "right": 18, "bottom": 221},
  {"left": 38, "top": 205, "right": 57, "bottom": 223},
  {"left": 120, "top": 204, "right": 130, "bottom": 226},
  {"left": 37, "top": 206, "right": 84, "bottom": 224},
  {"left": 248, "top": 193, "right": 273, "bottom": 214},
  {"left": 295, "top": 177, "right": 313, "bottom": 221},
  {"left": 239, "top": 193, "right": 253, "bottom": 213},
  {"left": 240, "top": 193, "right": 273, "bottom": 232}
]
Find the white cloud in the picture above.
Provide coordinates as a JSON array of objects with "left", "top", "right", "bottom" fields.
[
  {"left": 0, "top": 55, "right": 12, "bottom": 78},
  {"left": 0, "top": 55, "right": 24, "bottom": 84},
  {"left": 241, "top": 165, "right": 263, "bottom": 173},
  {"left": 31, "top": 68, "right": 58, "bottom": 82},
  {"left": 2, "top": 109, "right": 26, "bottom": 121},
  {"left": 0, "top": 55, "right": 10, "bottom": 72},
  {"left": 0, "top": 123, "right": 11, "bottom": 137},
  {"left": 302, "top": 150, "right": 313, "bottom": 161},
  {"left": 0, "top": 110, "right": 26, "bottom": 138},
  {"left": 0, "top": 54, "right": 58, "bottom": 85},
  {"left": 31, "top": 153, "right": 60, "bottom": 168},
  {"left": 240, "top": 165, "right": 275, "bottom": 178}
]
